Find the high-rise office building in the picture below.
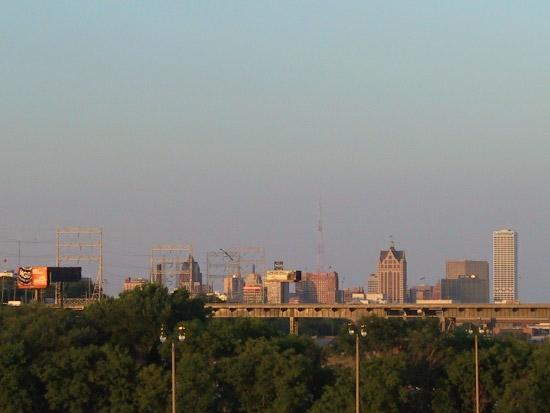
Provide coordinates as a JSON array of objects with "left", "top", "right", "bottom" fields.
[
  {"left": 265, "top": 280, "right": 289, "bottom": 303},
  {"left": 264, "top": 269, "right": 300, "bottom": 303},
  {"left": 180, "top": 255, "right": 202, "bottom": 295},
  {"left": 441, "top": 260, "right": 490, "bottom": 303},
  {"left": 409, "top": 284, "right": 434, "bottom": 302},
  {"left": 295, "top": 272, "right": 339, "bottom": 304},
  {"left": 493, "top": 229, "right": 518, "bottom": 302},
  {"left": 367, "top": 273, "right": 378, "bottom": 294},
  {"left": 341, "top": 287, "right": 365, "bottom": 303},
  {"left": 440, "top": 278, "right": 489, "bottom": 303},
  {"left": 377, "top": 241, "right": 407, "bottom": 303},
  {"left": 446, "top": 260, "right": 489, "bottom": 281},
  {"left": 223, "top": 273, "right": 244, "bottom": 302},
  {"left": 243, "top": 271, "right": 264, "bottom": 303}
]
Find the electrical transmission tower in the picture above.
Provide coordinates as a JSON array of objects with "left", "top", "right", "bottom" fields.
[
  {"left": 150, "top": 245, "right": 195, "bottom": 293},
  {"left": 206, "top": 247, "right": 265, "bottom": 291},
  {"left": 317, "top": 200, "right": 325, "bottom": 273},
  {"left": 56, "top": 227, "right": 103, "bottom": 303}
]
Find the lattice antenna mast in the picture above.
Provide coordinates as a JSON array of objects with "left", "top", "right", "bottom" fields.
[{"left": 317, "top": 200, "right": 325, "bottom": 273}]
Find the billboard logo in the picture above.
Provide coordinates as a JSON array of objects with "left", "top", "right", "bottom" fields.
[{"left": 17, "top": 267, "right": 33, "bottom": 286}]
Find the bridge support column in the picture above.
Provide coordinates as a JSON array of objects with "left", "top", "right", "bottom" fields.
[
  {"left": 439, "top": 317, "right": 456, "bottom": 331},
  {"left": 290, "top": 317, "right": 299, "bottom": 335}
]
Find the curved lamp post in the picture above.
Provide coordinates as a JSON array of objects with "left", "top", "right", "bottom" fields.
[
  {"left": 160, "top": 325, "right": 186, "bottom": 413},
  {"left": 348, "top": 322, "right": 367, "bottom": 413}
]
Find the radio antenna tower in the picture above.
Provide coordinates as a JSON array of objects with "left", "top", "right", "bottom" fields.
[{"left": 317, "top": 200, "right": 325, "bottom": 273}]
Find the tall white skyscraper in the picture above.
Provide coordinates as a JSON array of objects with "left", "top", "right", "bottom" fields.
[{"left": 493, "top": 229, "right": 518, "bottom": 302}]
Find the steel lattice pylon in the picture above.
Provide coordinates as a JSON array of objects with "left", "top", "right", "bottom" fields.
[
  {"left": 150, "top": 245, "right": 195, "bottom": 293},
  {"left": 56, "top": 227, "right": 103, "bottom": 303},
  {"left": 206, "top": 247, "right": 265, "bottom": 292}
]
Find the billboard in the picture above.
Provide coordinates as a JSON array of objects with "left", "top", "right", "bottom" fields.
[
  {"left": 49, "top": 267, "right": 82, "bottom": 283},
  {"left": 16, "top": 266, "right": 82, "bottom": 288},
  {"left": 0, "top": 270, "right": 15, "bottom": 278},
  {"left": 17, "top": 267, "right": 49, "bottom": 289},
  {"left": 265, "top": 270, "right": 301, "bottom": 282}
]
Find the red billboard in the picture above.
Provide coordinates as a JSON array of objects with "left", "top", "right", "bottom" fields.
[{"left": 17, "top": 267, "right": 49, "bottom": 289}]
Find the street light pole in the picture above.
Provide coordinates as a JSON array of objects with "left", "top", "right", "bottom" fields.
[
  {"left": 469, "top": 322, "right": 484, "bottom": 413},
  {"left": 355, "top": 332, "right": 359, "bottom": 413},
  {"left": 160, "top": 325, "right": 186, "bottom": 413},
  {"left": 171, "top": 341, "right": 176, "bottom": 413},
  {"left": 348, "top": 322, "right": 367, "bottom": 413},
  {"left": 475, "top": 333, "right": 479, "bottom": 413}
]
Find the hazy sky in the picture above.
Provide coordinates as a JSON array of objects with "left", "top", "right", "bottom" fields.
[{"left": 2, "top": 2, "right": 549, "bottom": 300}]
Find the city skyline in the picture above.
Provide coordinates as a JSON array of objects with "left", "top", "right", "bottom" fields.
[
  {"left": 0, "top": 226, "right": 520, "bottom": 303},
  {"left": 3, "top": 3, "right": 550, "bottom": 301}
]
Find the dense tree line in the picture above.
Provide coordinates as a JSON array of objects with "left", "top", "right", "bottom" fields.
[{"left": 0, "top": 284, "right": 549, "bottom": 412}]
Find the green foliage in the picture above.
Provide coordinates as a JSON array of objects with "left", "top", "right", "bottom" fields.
[
  {"left": 216, "top": 337, "right": 317, "bottom": 412},
  {"left": 176, "top": 352, "right": 217, "bottom": 412},
  {"left": 495, "top": 342, "right": 550, "bottom": 412},
  {"left": 309, "top": 371, "right": 355, "bottom": 413},
  {"left": 84, "top": 284, "right": 170, "bottom": 362},
  {"left": 0, "top": 341, "right": 37, "bottom": 413},
  {"left": 3, "top": 299, "right": 550, "bottom": 413},
  {"left": 37, "top": 345, "right": 106, "bottom": 412},
  {"left": 184, "top": 318, "right": 280, "bottom": 360},
  {"left": 333, "top": 315, "right": 410, "bottom": 356},
  {"left": 36, "top": 344, "right": 139, "bottom": 413},
  {"left": 83, "top": 283, "right": 208, "bottom": 363},
  {"left": 362, "top": 353, "right": 411, "bottom": 412},
  {"left": 167, "top": 288, "right": 209, "bottom": 327},
  {"left": 135, "top": 364, "right": 169, "bottom": 413},
  {"left": 63, "top": 278, "right": 94, "bottom": 298},
  {"left": 297, "top": 318, "right": 347, "bottom": 337}
]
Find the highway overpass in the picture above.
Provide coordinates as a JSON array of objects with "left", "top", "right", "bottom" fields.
[{"left": 207, "top": 303, "right": 550, "bottom": 334}]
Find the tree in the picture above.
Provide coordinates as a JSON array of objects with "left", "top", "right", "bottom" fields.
[
  {"left": 0, "top": 341, "right": 39, "bottom": 413},
  {"left": 63, "top": 278, "right": 94, "bottom": 298},
  {"left": 361, "top": 353, "right": 411, "bottom": 412},
  {"left": 84, "top": 283, "right": 209, "bottom": 363},
  {"left": 37, "top": 344, "right": 139, "bottom": 413},
  {"left": 175, "top": 352, "right": 217, "bottom": 412},
  {"left": 167, "top": 288, "right": 209, "bottom": 328},
  {"left": 37, "top": 345, "right": 105, "bottom": 412},
  {"left": 83, "top": 284, "right": 170, "bottom": 362},
  {"left": 496, "top": 342, "right": 550, "bottom": 412},
  {"left": 216, "top": 338, "right": 319, "bottom": 412},
  {"left": 309, "top": 370, "right": 355, "bottom": 413},
  {"left": 135, "top": 364, "right": 169, "bottom": 413}
]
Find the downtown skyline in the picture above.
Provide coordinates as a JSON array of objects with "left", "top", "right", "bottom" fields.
[
  {"left": 2, "top": 3, "right": 550, "bottom": 301},
  {"left": 0, "top": 225, "right": 525, "bottom": 303}
]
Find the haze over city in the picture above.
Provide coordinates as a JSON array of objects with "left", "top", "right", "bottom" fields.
[{"left": 2, "top": 3, "right": 549, "bottom": 300}]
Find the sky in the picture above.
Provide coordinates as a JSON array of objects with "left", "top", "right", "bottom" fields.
[{"left": 1, "top": 2, "right": 550, "bottom": 300}]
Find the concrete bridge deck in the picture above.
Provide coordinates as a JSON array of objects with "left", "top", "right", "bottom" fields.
[{"left": 207, "top": 303, "right": 550, "bottom": 333}]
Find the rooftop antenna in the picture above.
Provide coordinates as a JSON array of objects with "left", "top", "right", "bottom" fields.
[{"left": 317, "top": 200, "right": 325, "bottom": 273}]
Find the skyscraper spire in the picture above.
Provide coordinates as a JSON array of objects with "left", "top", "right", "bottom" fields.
[{"left": 317, "top": 200, "right": 325, "bottom": 273}]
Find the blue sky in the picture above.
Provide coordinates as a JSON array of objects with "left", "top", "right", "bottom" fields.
[{"left": 1, "top": 2, "right": 549, "bottom": 299}]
